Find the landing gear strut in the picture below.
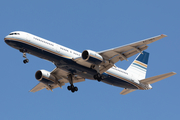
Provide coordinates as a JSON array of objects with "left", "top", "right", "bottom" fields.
[
  {"left": 19, "top": 49, "right": 29, "bottom": 64},
  {"left": 67, "top": 74, "right": 78, "bottom": 93},
  {"left": 23, "top": 53, "right": 29, "bottom": 64}
]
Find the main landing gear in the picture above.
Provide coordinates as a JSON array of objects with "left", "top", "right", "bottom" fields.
[
  {"left": 67, "top": 85, "right": 78, "bottom": 93},
  {"left": 19, "top": 48, "right": 29, "bottom": 64},
  {"left": 94, "top": 73, "right": 103, "bottom": 82},
  {"left": 67, "top": 74, "right": 78, "bottom": 93}
]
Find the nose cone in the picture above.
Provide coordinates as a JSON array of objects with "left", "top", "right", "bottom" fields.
[
  {"left": 4, "top": 35, "right": 10, "bottom": 44},
  {"left": 4, "top": 32, "right": 14, "bottom": 41},
  {"left": 4, "top": 34, "right": 17, "bottom": 48}
]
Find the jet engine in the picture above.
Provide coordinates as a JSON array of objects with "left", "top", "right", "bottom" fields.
[
  {"left": 82, "top": 50, "right": 103, "bottom": 65},
  {"left": 35, "top": 70, "right": 56, "bottom": 83}
]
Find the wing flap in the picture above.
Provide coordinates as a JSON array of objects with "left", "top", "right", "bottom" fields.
[
  {"left": 120, "top": 89, "right": 136, "bottom": 95},
  {"left": 73, "top": 57, "right": 92, "bottom": 68},
  {"left": 121, "top": 45, "right": 148, "bottom": 61},
  {"left": 51, "top": 68, "right": 68, "bottom": 80},
  {"left": 140, "top": 72, "right": 176, "bottom": 84}
]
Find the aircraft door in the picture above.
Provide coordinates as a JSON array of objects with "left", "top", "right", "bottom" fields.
[{"left": 56, "top": 44, "right": 61, "bottom": 54}]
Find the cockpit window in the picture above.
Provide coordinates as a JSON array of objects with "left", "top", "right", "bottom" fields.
[{"left": 9, "top": 33, "right": 20, "bottom": 35}]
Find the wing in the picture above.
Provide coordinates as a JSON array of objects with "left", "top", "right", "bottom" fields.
[
  {"left": 120, "top": 89, "right": 136, "bottom": 95},
  {"left": 51, "top": 68, "right": 85, "bottom": 83},
  {"left": 98, "top": 34, "right": 167, "bottom": 74},
  {"left": 30, "top": 82, "right": 46, "bottom": 92},
  {"left": 30, "top": 67, "right": 85, "bottom": 92}
]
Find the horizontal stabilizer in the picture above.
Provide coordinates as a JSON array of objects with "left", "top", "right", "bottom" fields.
[
  {"left": 140, "top": 72, "right": 176, "bottom": 84},
  {"left": 120, "top": 89, "right": 136, "bottom": 95}
]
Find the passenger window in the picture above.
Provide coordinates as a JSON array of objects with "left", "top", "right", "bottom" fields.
[{"left": 9, "top": 33, "right": 20, "bottom": 35}]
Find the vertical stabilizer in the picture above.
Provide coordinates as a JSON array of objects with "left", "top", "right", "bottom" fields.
[{"left": 126, "top": 51, "right": 149, "bottom": 80}]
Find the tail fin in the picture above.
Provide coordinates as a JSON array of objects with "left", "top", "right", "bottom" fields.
[{"left": 126, "top": 51, "right": 149, "bottom": 80}]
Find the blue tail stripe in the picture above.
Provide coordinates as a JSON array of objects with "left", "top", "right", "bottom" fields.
[
  {"left": 136, "top": 51, "right": 149, "bottom": 64},
  {"left": 133, "top": 63, "right": 147, "bottom": 70}
]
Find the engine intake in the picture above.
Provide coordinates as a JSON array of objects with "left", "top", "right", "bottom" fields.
[
  {"left": 82, "top": 50, "right": 103, "bottom": 65},
  {"left": 35, "top": 70, "right": 56, "bottom": 83}
]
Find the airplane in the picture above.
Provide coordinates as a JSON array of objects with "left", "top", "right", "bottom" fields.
[{"left": 4, "top": 31, "right": 176, "bottom": 95}]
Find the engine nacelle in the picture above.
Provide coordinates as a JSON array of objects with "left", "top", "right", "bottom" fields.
[
  {"left": 82, "top": 50, "right": 103, "bottom": 65},
  {"left": 35, "top": 70, "right": 56, "bottom": 83}
]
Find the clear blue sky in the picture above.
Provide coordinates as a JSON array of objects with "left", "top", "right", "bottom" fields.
[{"left": 1, "top": 0, "right": 179, "bottom": 120}]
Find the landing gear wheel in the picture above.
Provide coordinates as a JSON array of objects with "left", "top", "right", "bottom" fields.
[
  {"left": 67, "top": 85, "right": 78, "bottom": 93},
  {"left": 97, "top": 79, "right": 101, "bottom": 82},
  {"left": 74, "top": 87, "right": 78, "bottom": 91},
  {"left": 71, "top": 89, "right": 75, "bottom": 93},
  {"left": 94, "top": 73, "right": 103, "bottom": 82},
  {"left": 23, "top": 59, "right": 29, "bottom": 64},
  {"left": 67, "top": 86, "right": 71, "bottom": 91},
  {"left": 20, "top": 49, "right": 29, "bottom": 64}
]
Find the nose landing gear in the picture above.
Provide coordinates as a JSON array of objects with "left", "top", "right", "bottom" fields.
[
  {"left": 23, "top": 58, "right": 29, "bottom": 64},
  {"left": 19, "top": 49, "right": 29, "bottom": 64},
  {"left": 23, "top": 53, "right": 29, "bottom": 64}
]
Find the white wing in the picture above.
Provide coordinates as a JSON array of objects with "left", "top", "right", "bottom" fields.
[
  {"left": 73, "top": 35, "right": 167, "bottom": 74},
  {"left": 98, "top": 34, "right": 167, "bottom": 74},
  {"left": 30, "top": 68, "right": 85, "bottom": 92},
  {"left": 30, "top": 82, "right": 46, "bottom": 92}
]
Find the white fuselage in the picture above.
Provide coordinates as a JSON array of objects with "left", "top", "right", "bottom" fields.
[{"left": 4, "top": 31, "right": 152, "bottom": 90}]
